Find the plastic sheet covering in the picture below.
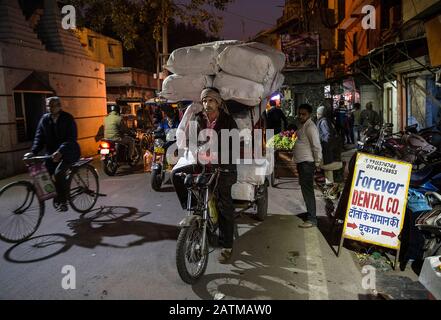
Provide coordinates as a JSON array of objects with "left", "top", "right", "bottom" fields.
[
  {"left": 236, "top": 160, "right": 270, "bottom": 185},
  {"left": 214, "top": 72, "right": 264, "bottom": 106},
  {"left": 165, "top": 40, "right": 242, "bottom": 75},
  {"left": 217, "top": 42, "right": 286, "bottom": 84},
  {"left": 176, "top": 103, "right": 203, "bottom": 150},
  {"left": 231, "top": 182, "right": 255, "bottom": 201},
  {"left": 161, "top": 74, "right": 214, "bottom": 102}
]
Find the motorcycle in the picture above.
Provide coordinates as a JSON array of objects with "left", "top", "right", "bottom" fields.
[
  {"left": 415, "top": 193, "right": 441, "bottom": 258},
  {"left": 358, "top": 123, "right": 438, "bottom": 167},
  {"left": 405, "top": 123, "right": 441, "bottom": 163},
  {"left": 150, "top": 128, "right": 177, "bottom": 191},
  {"left": 98, "top": 130, "right": 142, "bottom": 176}
]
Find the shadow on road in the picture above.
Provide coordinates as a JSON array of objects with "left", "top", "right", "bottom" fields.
[
  {"left": 191, "top": 214, "right": 311, "bottom": 300},
  {"left": 4, "top": 206, "right": 179, "bottom": 264},
  {"left": 114, "top": 164, "right": 145, "bottom": 176},
  {"left": 272, "top": 177, "right": 299, "bottom": 190}
]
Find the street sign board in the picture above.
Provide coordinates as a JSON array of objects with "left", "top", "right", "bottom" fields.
[{"left": 341, "top": 153, "right": 412, "bottom": 250}]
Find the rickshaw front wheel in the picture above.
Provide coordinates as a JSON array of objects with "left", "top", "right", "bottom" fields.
[{"left": 255, "top": 183, "right": 268, "bottom": 221}]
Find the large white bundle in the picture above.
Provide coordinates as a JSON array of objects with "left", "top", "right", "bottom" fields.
[
  {"left": 231, "top": 111, "right": 253, "bottom": 143},
  {"left": 214, "top": 72, "right": 264, "bottom": 106},
  {"left": 165, "top": 40, "right": 242, "bottom": 75},
  {"left": 264, "top": 72, "right": 285, "bottom": 97},
  {"left": 217, "top": 42, "right": 286, "bottom": 84},
  {"left": 161, "top": 74, "right": 213, "bottom": 101},
  {"left": 231, "top": 182, "right": 255, "bottom": 201},
  {"left": 236, "top": 160, "right": 271, "bottom": 185},
  {"left": 247, "top": 42, "right": 286, "bottom": 71}
]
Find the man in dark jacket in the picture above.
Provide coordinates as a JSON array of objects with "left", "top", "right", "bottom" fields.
[
  {"left": 30, "top": 97, "right": 81, "bottom": 212},
  {"left": 266, "top": 100, "right": 288, "bottom": 134},
  {"left": 172, "top": 88, "right": 238, "bottom": 264},
  {"left": 317, "top": 106, "right": 343, "bottom": 198}
]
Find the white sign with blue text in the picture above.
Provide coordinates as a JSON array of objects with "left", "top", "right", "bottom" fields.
[{"left": 343, "top": 153, "right": 412, "bottom": 250}]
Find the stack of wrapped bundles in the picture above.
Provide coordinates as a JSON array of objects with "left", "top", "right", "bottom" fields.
[{"left": 162, "top": 40, "right": 285, "bottom": 106}]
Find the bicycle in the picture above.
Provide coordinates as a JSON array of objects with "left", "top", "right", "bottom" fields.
[
  {"left": 175, "top": 165, "right": 222, "bottom": 284},
  {"left": 0, "top": 155, "right": 100, "bottom": 243}
]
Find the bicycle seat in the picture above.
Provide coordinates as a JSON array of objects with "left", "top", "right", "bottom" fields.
[{"left": 72, "top": 158, "right": 93, "bottom": 167}]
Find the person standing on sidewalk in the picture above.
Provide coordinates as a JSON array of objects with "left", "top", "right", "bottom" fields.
[
  {"left": 293, "top": 104, "right": 322, "bottom": 228},
  {"left": 351, "top": 103, "right": 362, "bottom": 142}
]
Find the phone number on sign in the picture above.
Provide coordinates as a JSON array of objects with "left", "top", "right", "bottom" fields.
[{"left": 366, "top": 164, "right": 398, "bottom": 175}]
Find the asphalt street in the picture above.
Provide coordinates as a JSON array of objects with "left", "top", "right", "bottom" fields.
[{"left": 0, "top": 160, "right": 370, "bottom": 300}]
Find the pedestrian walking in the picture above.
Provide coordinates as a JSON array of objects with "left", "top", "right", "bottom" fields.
[{"left": 360, "top": 102, "right": 380, "bottom": 129}]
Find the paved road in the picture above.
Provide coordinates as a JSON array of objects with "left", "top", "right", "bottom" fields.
[{"left": 0, "top": 161, "right": 369, "bottom": 300}]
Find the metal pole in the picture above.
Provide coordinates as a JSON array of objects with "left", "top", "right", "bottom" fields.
[
  {"left": 156, "top": 40, "right": 160, "bottom": 91},
  {"left": 162, "top": 1, "right": 169, "bottom": 78}
]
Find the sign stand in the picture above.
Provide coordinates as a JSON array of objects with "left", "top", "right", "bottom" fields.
[
  {"left": 338, "top": 230, "right": 401, "bottom": 270},
  {"left": 337, "top": 153, "right": 412, "bottom": 272}
]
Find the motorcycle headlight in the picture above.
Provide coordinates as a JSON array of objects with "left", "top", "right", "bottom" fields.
[{"left": 154, "top": 139, "right": 164, "bottom": 147}]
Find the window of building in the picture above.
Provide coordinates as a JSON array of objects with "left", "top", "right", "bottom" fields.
[
  {"left": 338, "top": 0, "right": 345, "bottom": 23},
  {"left": 353, "top": 32, "right": 358, "bottom": 56},
  {"left": 13, "top": 92, "right": 47, "bottom": 143},
  {"left": 108, "top": 44, "right": 114, "bottom": 58},
  {"left": 337, "top": 29, "right": 345, "bottom": 51},
  {"left": 88, "top": 36, "right": 94, "bottom": 50}
]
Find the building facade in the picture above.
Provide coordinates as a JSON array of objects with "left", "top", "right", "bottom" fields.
[
  {"left": 75, "top": 27, "right": 124, "bottom": 68},
  {"left": 0, "top": 0, "right": 106, "bottom": 178}
]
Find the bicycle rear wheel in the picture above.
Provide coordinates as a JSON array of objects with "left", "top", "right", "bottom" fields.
[
  {"left": 68, "top": 164, "right": 99, "bottom": 213},
  {"left": 0, "top": 181, "right": 44, "bottom": 243}
]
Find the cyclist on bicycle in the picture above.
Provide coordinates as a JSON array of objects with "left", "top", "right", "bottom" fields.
[
  {"left": 172, "top": 88, "right": 238, "bottom": 264},
  {"left": 28, "top": 96, "right": 80, "bottom": 212}
]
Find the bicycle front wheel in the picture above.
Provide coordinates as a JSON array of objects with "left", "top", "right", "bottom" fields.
[
  {"left": 176, "top": 219, "right": 209, "bottom": 284},
  {"left": 68, "top": 164, "right": 99, "bottom": 213},
  {"left": 0, "top": 181, "right": 44, "bottom": 243}
]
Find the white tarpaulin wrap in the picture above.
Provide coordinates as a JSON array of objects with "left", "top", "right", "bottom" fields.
[
  {"left": 264, "top": 72, "right": 285, "bottom": 97},
  {"left": 236, "top": 160, "right": 270, "bottom": 185},
  {"left": 217, "top": 42, "right": 286, "bottom": 84},
  {"left": 165, "top": 40, "right": 242, "bottom": 75},
  {"left": 231, "top": 183, "right": 255, "bottom": 201},
  {"left": 161, "top": 74, "right": 214, "bottom": 101},
  {"left": 176, "top": 102, "right": 203, "bottom": 150},
  {"left": 214, "top": 72, "right": 264, "bottom": 106}
]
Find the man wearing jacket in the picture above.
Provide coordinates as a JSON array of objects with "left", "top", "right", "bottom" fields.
[
  {"left": 104, "top": 104, "right": 135, "bottom": 158},
  {"left": 172, "top": 88, "right": 238, "bottom": 263},
  {"left": 30, "top": 97, "right": 81, "bottom": 212},
  {"left": 293, "top": 104, "right": 322, "bottom": 228}
]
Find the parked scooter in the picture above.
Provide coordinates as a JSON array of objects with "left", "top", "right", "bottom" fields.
[
  {"left": 98, "top": 130, "right": 142, "bottom": 176},
  {"left": 150, "top": 128, "right": 177, "bottom": 191}
]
